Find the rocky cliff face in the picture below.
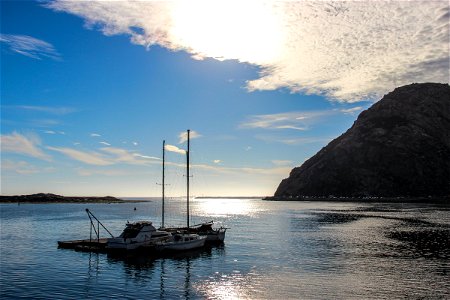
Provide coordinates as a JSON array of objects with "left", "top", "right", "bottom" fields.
[{"left": 274, "top": 83, "right": 450, "bottom": 198}]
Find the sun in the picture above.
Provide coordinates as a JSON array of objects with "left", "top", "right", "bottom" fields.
[{"left": 169, "top": 0, "right": 284, "bottom": 64}]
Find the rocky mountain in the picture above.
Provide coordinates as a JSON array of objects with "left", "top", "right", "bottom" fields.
[{"left": 274, "top": 83, "right": 450, "bottom": 199}]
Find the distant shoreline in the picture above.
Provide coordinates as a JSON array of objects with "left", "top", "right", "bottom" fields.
[
  {"left": 195, "top": 196, "right": 264, "bottom": 199},
  {"left": 263, "top": 196, "right": 450, "bottom": 203},
  {"left": 0, "top": 193, "right": 145, "bottom": 204}
]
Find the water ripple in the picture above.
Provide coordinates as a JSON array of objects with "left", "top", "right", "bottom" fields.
[{"left": 1, "top": 200, "right": 449, "bottom": 299}]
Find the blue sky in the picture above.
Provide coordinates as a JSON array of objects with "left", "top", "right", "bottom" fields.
[{"left": 1, "top": 1, "right": 448, "bottom": 197}]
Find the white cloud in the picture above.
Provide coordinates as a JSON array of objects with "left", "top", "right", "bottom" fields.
[
  {"left": 100, "top": 147, "right": 156, "bottom": 165},
  {"left": 271, "top": 160, "right": 293, "bottom": 166},
  {"left": 273, "top": 125, "right": 308, "bottom": 131},
  {"left": 99, "top": 141, "right": 111, "bottom": 146},
  {"left": 46, "top": 1, "right": 449, "bottom": 102},
  {"left": 165, "top": 144, "right": 186, "bottom": 155},
  {"left": 255, "top": 134, "right": 333, "bottom": 145},
  {"left": 43, "top": 130, "right": 67, "bottom": 135},
  {"left": 47, "top": 146, "right": 112, "bottom": 166},
  {"left": 0, "top": 34, "right": 61, "bottom": 60},
  {"left": 132, "top": 142, "right": 138, "bottom": 146},
  {"left": 178, "top": 130, "right": 202, "bottom": 144},
  {"left": 1, "top": 132, "right": 51, "bottom": 160},
  {"left": 213, "top": 159, "right": 221, "bottom": 164},
  {"left": 245, "top": 1, "right": 449, "bottom": 101},
  {"left": 340, "top": 106, "right": 364, "bottom": 115},
  {"left": 47, "top": 145, "right": 159, "bottom": 166},
  {"left": 90, "top": 133, "right": 101, "bottom": 137},
  {"left": 240, "top": 111, "right": 334, "bottom": 131},
  {"left": 134, "top": 154, "right": 160, "bottom": 160},
  {"left": 192, "top": 162, "right": 291, "bottom": 176}
]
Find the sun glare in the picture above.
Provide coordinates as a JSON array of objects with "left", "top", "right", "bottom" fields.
[
  {"left": 196, "top": 198, "right": 261, "bottom": 217},
  {"left": 169, "top": 0, "right": 284, "bottom": 63}
]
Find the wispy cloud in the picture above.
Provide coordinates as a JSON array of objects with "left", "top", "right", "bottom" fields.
[
  {"left": 0, "top": 34, "right": 61, "bottom": 60},
  {"left": 340, "top": 106, "right": 364, "bottom": 115},
  {"left": 90, "top": 133, "right": 101, "bottom": 137},
  {"left": 134, "top": 154, "right": 160, "bottom": 160},
  {"left": 165, "top": 144, "right": 186, "bottom": 155},
  {"left": 100, "top": 147, "right": 158, "bottom": 165},
  {"left": 47, "top": 146, "right": 112, "bottom": 166},
  {"left": 46, "top": 1, "right": 449, "bottom": 102},
  {"left": 271, "top": 160, "right": 293, "bottom": 167},
  {"left": 213, "top": 159, "right": 221, "bottom": 164},
  {"left": 255, "top": 134, "right": 333, "bottom": 146},
  {"left": 178, "top": 130, "right": 202, "bottom": 144},
  {"left": 43, "top": 130, "right": 66, "bottom": 135},
  {"left": 191, "top": 162, "right": 291, "bottom": 176},
  {"left": 1, "top": 132, "right": 51, "bottom": 160},
  {"left": 10, "top": 105, "right": 76, "bottom": 115},
  {"left": 240, "top": 111, "right": 334, "bottom": 131},
  {"left": 47, "top": 145, "right": 159, "bottom": 166},
  {"left": 99, "top": 141, "right": 111, "bottom": 146},
  {"left": 2, "top": 160, "right": 40, "bottom": 175}
]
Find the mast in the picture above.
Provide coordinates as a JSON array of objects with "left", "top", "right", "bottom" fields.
[
  {"left": 186, "top": 129, "right": 190, "bottom": 229},
  {"left": 162, "top": 140, "right": 165, "bottom": 228}
]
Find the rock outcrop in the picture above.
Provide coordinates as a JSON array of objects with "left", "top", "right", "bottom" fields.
[{"left": 274, "top": 83, "right": 450, "bottom": 198}]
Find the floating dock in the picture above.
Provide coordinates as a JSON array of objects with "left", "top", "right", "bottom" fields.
[{"left": 58, "top": 238, "right": 109, "bottom": 252}]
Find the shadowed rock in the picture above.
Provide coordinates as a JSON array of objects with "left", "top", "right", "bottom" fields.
[{"left": 274, "top": 83, "right": 450, "bottom": 199}]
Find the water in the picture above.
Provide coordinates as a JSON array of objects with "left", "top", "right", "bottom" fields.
[{"left": 1, "top": 198, "right": 449, "bottom": 299}]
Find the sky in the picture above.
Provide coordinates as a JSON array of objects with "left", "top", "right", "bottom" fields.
[{"left": 1, "top": 0, "right": 449, "bottom": 197}]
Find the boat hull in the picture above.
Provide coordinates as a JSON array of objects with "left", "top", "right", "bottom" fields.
[
  {"left": 162, "top": 224, "right": 227, "bottom": 243},
  {"left": 157, "top": 234, "right": 206, "bottom": 252},
  {"left": 106, "top": 239, "right": 151, "bottom": 251},
  {"left": 205, "top": 230, "right": 226, "bottom": 242}
]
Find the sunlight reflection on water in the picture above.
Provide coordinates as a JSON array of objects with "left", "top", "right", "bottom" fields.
[{"left": 194, "top": 198, "right": 263, "bottom": 217}]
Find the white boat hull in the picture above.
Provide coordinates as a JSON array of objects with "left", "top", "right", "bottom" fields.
[{"left": 157, "top": 234, "right": 206, "bottom": 251}]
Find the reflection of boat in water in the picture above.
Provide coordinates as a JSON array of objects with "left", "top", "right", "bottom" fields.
[
  {"left": 159, "top": 130, "right": 227, "bottom": 244},
  {"left": 107, "top": 247, "right": 219, "bottom": 298},
  {"left": 106, "top": 221, "right": 171, "bottom": 251}
]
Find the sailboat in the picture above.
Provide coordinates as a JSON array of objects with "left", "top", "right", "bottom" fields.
[
  {"left": 156, "top": 130, "right": 206, "bottom": 252},
  {"left": 160, "top": 131, "right": 227, "bottom": 243}
]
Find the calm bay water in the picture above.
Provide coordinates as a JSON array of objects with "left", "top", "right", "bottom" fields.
[{"left": 1, "top": 198, "right": 449, "bottom": 299}]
